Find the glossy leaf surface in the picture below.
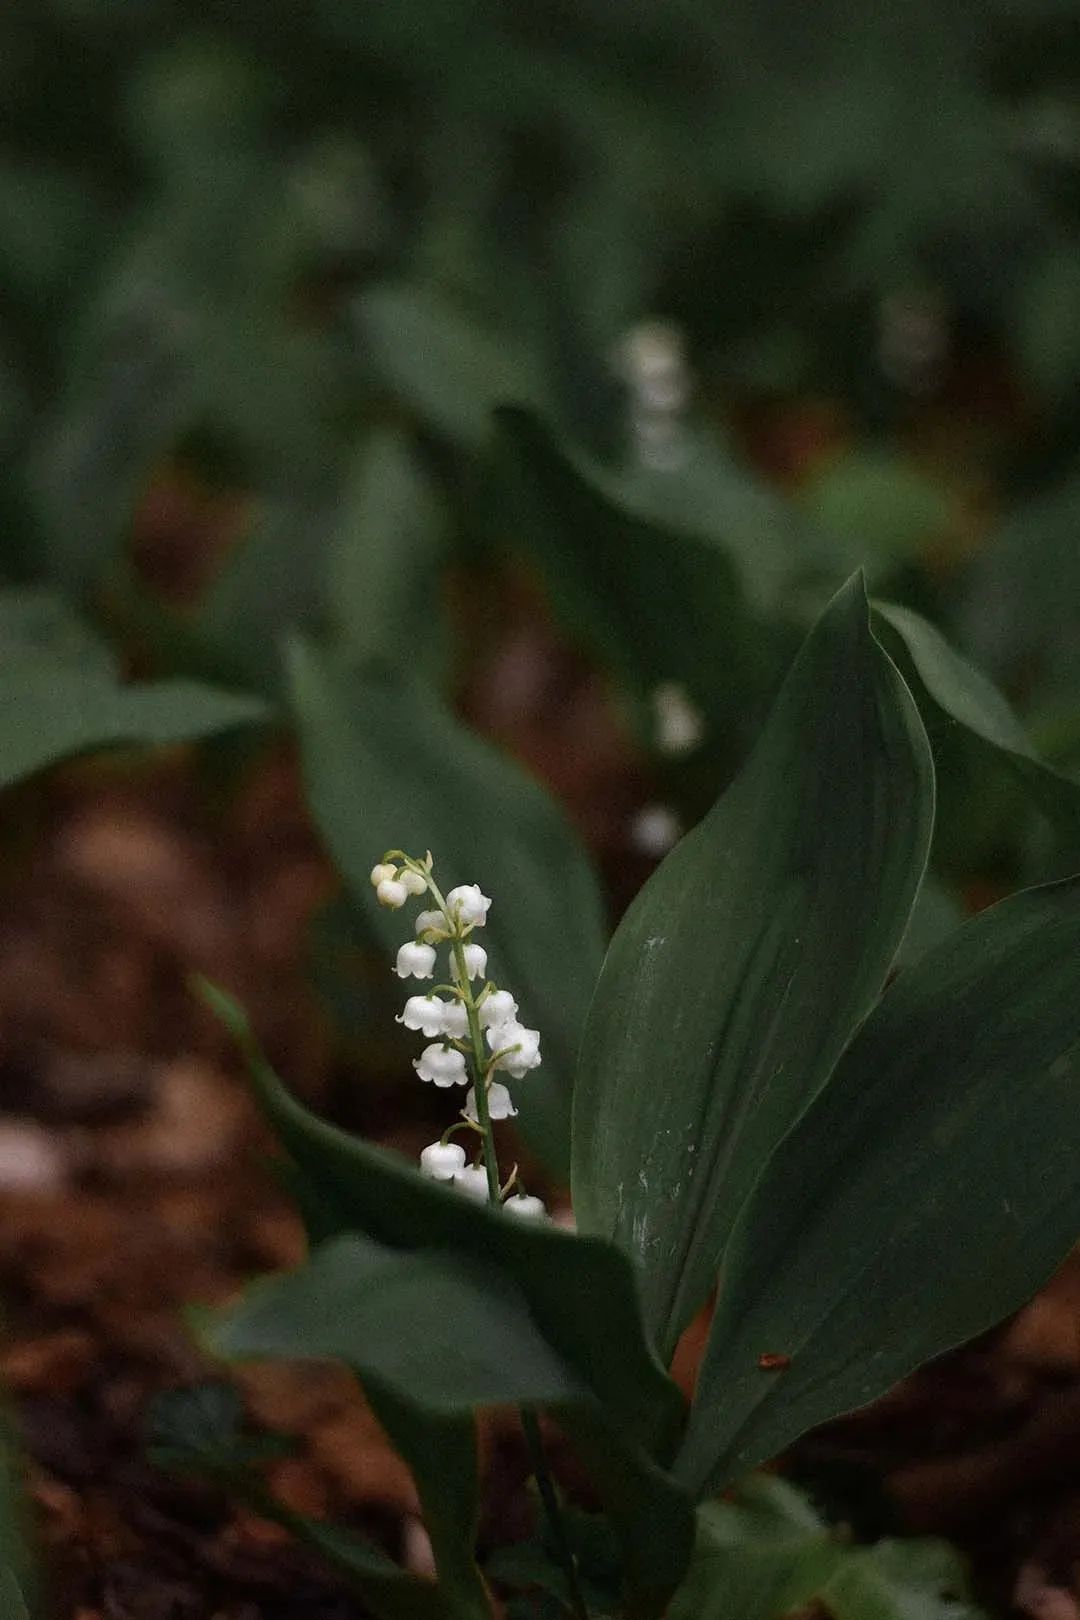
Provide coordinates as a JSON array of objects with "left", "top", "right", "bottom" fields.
[
  {"left": 572, "top": 576, "right": 934, "bottom": 1356},
  {"left": 679, "top": 875, "right": 1080, "bottom": 1494}
]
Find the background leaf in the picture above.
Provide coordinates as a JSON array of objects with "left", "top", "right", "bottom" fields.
[
  {"left": 483, "top": 410, "right": 785, "bottom": 759},
  {"left": 286, "top": 639, "right": 606, "bottom": 1175},
  {"left": 874, "top": 599, "right": 1080, "bottom": 843},
  {"left": 678, "top": 874, "right": 1080, "bottom": 1495},
  {"left": 572, "top": 575, "right": 934, "bottom": 1358},
  {"left": 326, "top": 426, "right": 448, "bottom": 676},
  {"left": 356, "top": 283, "right": 544, "bottom": 449},
  {"left": 0, "top": 665, "right": 269, "bottom": 788},
  {"left": 668, "top": 1476, "right": 983, "bottom": 1620}
]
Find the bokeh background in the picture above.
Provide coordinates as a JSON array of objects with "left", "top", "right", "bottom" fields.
[{"left": 6, "top": 3, "right": 1080, "bottom": 1617}]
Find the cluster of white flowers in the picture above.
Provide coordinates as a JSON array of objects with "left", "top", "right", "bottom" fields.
[{"left": 371, "top": 853, "right": 547, "bottom": 1220}]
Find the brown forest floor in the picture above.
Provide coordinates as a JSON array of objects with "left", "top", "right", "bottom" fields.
[{"left": 3, "top": 738, "right": 1080, "bottom": 1620}]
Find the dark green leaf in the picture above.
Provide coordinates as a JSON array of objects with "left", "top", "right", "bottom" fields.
[
  {"left": 364, "top": 1388, "right": 488, "bottom": 1619},
  {"left": 483, "top": 411, "right": 782, "bottom": 754},
  {"left": 326, "top": 427, "right": 448, "bottom": 676},
  {"left": 678, "top": 874, "right": 1080, "bottom": 1494},
  {"left": 357, "top": 284, "right": 543, "bottom": 448},
  {"left": 208, "top": 1237, "right": 579, "bottom": 1619},
  {"left": 197, "top": 983, "right": 685, "bottom": 1464},
  {"left": 285, "top": 640, "right": 606, "bottom": 1175},
  {"left": 200, "top": 984, "right": 694, "bottom": 1609},
  {"left": 209, "top": 1232, "right": 590, "bottom": 1416},
  {"left": 267, "top": 1512, "right": 453, "bottom": 1620},
  {"left": 146, "top": 1382, "right": 293, "bottom": 1479},
  {"left": 572, "top": 576, "right": 934, "bottom": 1358},
  {"left": 0, "top": 666, "right": 269, "bottom": 789},
  {"left": 873, "top": 600, "right": 1080, "bottom": 843},
  {"left": 669, "top": 1476, "right": 983, "bottom": 1620},
  {"left": 193, "top": 496, "right": 330, "bottom": 695}
]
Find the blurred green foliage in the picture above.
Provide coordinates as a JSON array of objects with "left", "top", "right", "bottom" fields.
[{"left": 4, "top": 0, "right": 1080, "bottom": 1075}]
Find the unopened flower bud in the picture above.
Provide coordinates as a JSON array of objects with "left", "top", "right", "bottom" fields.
[
  {"left": 400, "top": 869, "right": 428, "bottom": 896},
  {"left": 419, "top": 1141, "right": 466, "bottom": 1181},
  {"left": 370, "top": 863, "right": 397, "bottom": 887},
  {"left": 503, "top": 1193, "right": 547, "bottom": 1221},
  {"left": 464, "top": 1082, "right": 517, "bottom": 1122},
  {"left": 453, "top": 943, "right": 487, "bottom": 981},
  {"left": 414, "top": 1044, "right": 468, "bottom": 1087},
  {"left": 396, "top": 942, "right": 436, "bottom": 980},
  {"left": 398, "top": 995, "right": 448, "bottom": 1037},
  {"left": 487, "top": 1020, "right": 542, "bottom": 1079},
  {"left": 377, "top": 878, "right": 408, "bottom": 909},
  {"left": 414, "top": 909, "right": 445, "bottom": 939},
  {"left": 446, "top": 884, "right": 491, "bottom": 927},
  {"left": 452, "top": 1165, "right": 491, "bottom": 1200},
  {"left": 478, "top": 989, "right": 518, "bottom": 1030}
]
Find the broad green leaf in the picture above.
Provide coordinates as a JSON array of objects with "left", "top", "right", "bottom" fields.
[
  {"left": 285, "top": 640, "right": 606, "bottom": 1175},
  {"left": 209, "top": 1237, "right": 608, "bottom": 1620},
  {"left": 147, "top": 1382, "right": 459, "bottom": 1620},
  {"left": 572, "top": 575, "right": 934, "bottom": 1357},
  {"left": 199, "top": 983, "right": 685, "bottom": 1464},
  {"left": 483, "top": 411, "right": 783, "bottom": 755},
  {"left": 669, "top": 1477, "right": 983, "bottom": 1620},
  {"left": 895, "top": 872, "right": 965, "bottom": 969},
  {"left": 560, "top": 1405, "right": 695, "bottom": 1619},
  {"left": 823, "top": 1538, "right": 985, "bottom": 1620},
  {"left": 679, "top": 873, "right": 1080, "bottom": 1495},
  {"left": 193, "top": 496, "right": 329, "bottom": 695},
  {"left": 873, "top": 600, "right": 1080, "bottom": 841},
  {"left": 365, "top": 1389, "right": 489, "bottom": 1620},
  {"left": 356, "top": 283, "right": 543, "bottom": 448},
  {"left": 210, "top": 1232, "right": 590, "bottom": 1415},
  {"left": 0, "top": 666, "right": 269, "bottom": 789},
  {"left": 202, "top": 994, "right": 695, "bottom": 1613},
  {"left": 611, "top": 424, "right": 825, "bottom": 616},
  {"left": 326, "top": 427, "right": 447, "bottom": 676},
  {"left": 29, "top": 335, "right": 191, "bottom": 594}
]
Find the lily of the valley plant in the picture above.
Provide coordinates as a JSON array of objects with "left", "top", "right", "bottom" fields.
[{"left": 196, "top": 575, "right": 1080, "bottom": 1620}]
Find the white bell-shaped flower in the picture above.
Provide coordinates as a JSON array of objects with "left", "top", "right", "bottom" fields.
[
  {"left": 502, "top": 1193, "right": 547, "bottom": 1221},
  {"left": 452, "top": 943, "right": 487, "bottom": 982},
  {"left": 478, "top": 989, "right": 518, "bottom": 1030},
  {"left": 419, "top": 1141, "right": 466, "bottom": 1181},
  {"left": 370, "top": 863, "right": 397, "bottom": 887},
  {"left": 464, "top": 1082, "right": 517, "bottom": 1122},
  {"left": 397, "top": 995, "right": 448, "bottom": 1037},
  {"left": 396, "top": 941, "right": 436, "bottom": 980},
  {"left": 400, "top": 868, "right": 428, "bottom": 896},
  {"left": 414, "top": 1044, "right": 468, "bottom": 1087},
  {"left": 452, "top": 1164, "right": 491, "bottom": 1200},
  {"left": 441, "top": 1000, "right": 468, "bottom": 1040},
  {"left": 446, "top": 884, "right": 492, "bottom": 927},
  {"left": 414, "top": 909, "right": 445, "bottom": 939},
  {"left": 377, "top": 878, "right": 408, "bottom": 909},
  {"left": 486, "top": 1020, "right": 541, "bottom": 1079}
]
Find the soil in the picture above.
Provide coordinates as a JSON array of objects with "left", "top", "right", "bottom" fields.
[{"left": 4, "top": 732, "right": 1080, "bottom": 1620}]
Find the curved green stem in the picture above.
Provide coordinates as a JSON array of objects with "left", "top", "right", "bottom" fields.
[{"left": 522, "top": 1411, "right": 590, "bottom": 1620}]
